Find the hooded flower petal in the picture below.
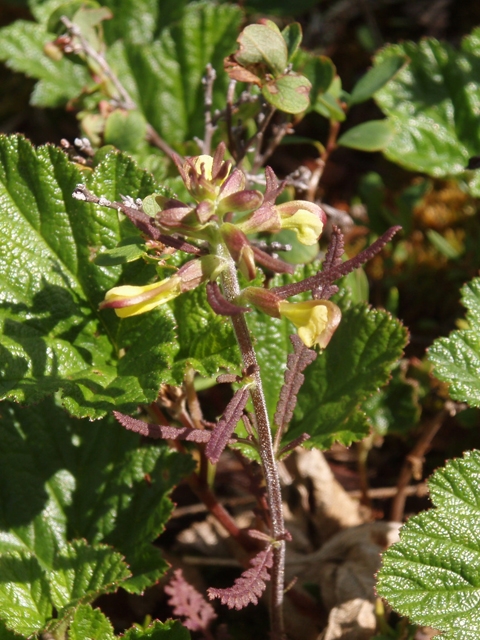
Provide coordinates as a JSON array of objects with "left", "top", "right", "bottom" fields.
[
  {"left": 180, "top": 145, "right": 232, "bottom": 202},
  {"left": 100, "top": 277, "right": 182, "bottom": 318},
  {"left": 276, "top": 201, "right": 326, "bottom": 245},
  {"left": 278, "top": 299, "right": 341, "bottom": 348}
]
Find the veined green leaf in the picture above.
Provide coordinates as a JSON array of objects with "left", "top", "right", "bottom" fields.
[
  {"left": 68, "top": 604, "right": 115, "bottom": 640},
  {"left": 0, "top": 20, "right": 91, "bottom": 107},
  {"left": 170, "top": 284, "right": 240, "bottom": 383},
  {"left": 0, "top": 135, "right": 178, "bottom": 419},
  {"left": 122, "top": 619, "right": 192, "bottom": 639},
  {"left": 49, "top": 540, "right": 131, "bottom": 610},
  {"left": 0, "top": 397, "right": 194, "bottom": 627},
  {"left": 110, "top": 2, "right": 243, "bottom": 146},
  {"left": 286, "top": 304, "right": 408, "bottom": 449},
  {"left": 375, "top": 31, "right": 480, "bottom": 194},
  {"left": 235, "top": 23, "right": 288, "bottom": 76},
  {"left": 428, "top": 277, "right": 480, "bottom": 406},
  {"left": 378, "top": 450, "right": 480, "bottom": 639},
  {"left": 262, "top": 73, "right": 311, "bottom": 114},
  {"left": 0, "top": 552, "right": 52, "bottom": 636}
]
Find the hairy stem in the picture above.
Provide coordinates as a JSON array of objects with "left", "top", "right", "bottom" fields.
[{"left": 216, "top": 242, "right": 286, "bottom": 639}]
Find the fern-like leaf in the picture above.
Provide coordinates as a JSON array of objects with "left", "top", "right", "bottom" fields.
[
  {"left": 272, "top": 225, "right": 401, "bottom": 299},
  {"left": 205, "top": 387, "right": 249, "bottom": 464},
  {"left": 314, "top": 224, "right": 345, "bottom": 299},
  {"left": 165, "top": 569, "right": 217, "bottom": 633},
  {"left": 274, "top": 335, "right": 317, "bottom": 430},
  {"left": 113, "top": 411, "right": 212, "bottom": 442},
  {"left": 207, "top": 547, "right": 273, "bottom": 610}
]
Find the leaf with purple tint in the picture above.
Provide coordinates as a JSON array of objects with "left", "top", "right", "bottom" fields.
[
  {"left": 208, "top": 547, "right": 273, "bottom": 610},
  {"left": 272, "top": 226, "right": 401, "bottom": 299},
  {"left": 113, "top": 411, "right": 212, "bottom": 443},
  {"left": 205, "top": 387, "right": 250, "bottom": 464},
  {"left": 314, "top": 225, "right": 345, "bottom": 299},
  {"left": 165, "top": 569, "right": 217, "bottom": 633},
  {"left": 274, "top": 334, "right": 317, "bottom": 430}
]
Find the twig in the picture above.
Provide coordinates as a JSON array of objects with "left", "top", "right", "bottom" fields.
[
  {"left": 253, "top": 119, "right": 292, "bottom": 172},
  {"left": 60, "top": 15, "right": 176, "bottom": 160},
  {"left": 225, "top": 80, "right": 238, "bottom": 160},
  {"left": 239, "top": 104, "right": 277, "bottom": 169},
  {"left": 202, "top": 64, "right": 217, "bottom": 155},
  {"left": 390, "top": 403, "right": 455, "bottom": 522},
  {"left": 61, "top": 16, "right": 135, "bottom": 109}
]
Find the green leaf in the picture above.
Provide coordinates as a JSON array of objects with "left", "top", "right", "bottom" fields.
[
  {"left": 313, "top": 91, "right": 346, "bottom": 122},
  {"left": 282, "top": 22, "right": 302, "bottom": 61},
  {"left": 337, "top": 120, "right": 394, "bottom": 151},
  {"left": 0, "top": 552, "right": 52, "bottom": 636},
  {"left": 49, "top": 540, "right": 131, "bottom": 609},
  {"left": 0, "top": 396, "right": 193, "bottom": 596},
  {"left": 374, "top": 31, "right": 480, "bottom": 194},
  {"left": 377, "top": 450, "right": 480, "bottom": 639},
  {"left": 428, "top": 277, "right": 480, "bottom": 406},
  {"left": 349, "top": 54, "right": 407, "bottom": 105},
  {"left": 94, "top": 237, "right": 147, "bottom": 265},
  {"left": 104, "top": 109, "right": 148, "bottom": 153},
  {"left": 122, "top": 619, "right": 191, "bottom": 640},
  {"left": 0, "top": 619, "right": 24, "bottom": 640},
  {"left": 0, "top": 135, "right": 178, "bottom": 418},
  {"left": 286, "top": 304, "right": 408, "bottom": 449},
  {"left": 170, "top": 284, "right": 240, "bottom": 383},
  {"left": 68, "top": 604, "right": 115, "bottom": 640},
  {"left": 297, "top": 53, "right": 336, "bottom": 100},
  {"left": 426, "top": 229, "right": 463, "bottom": 259},
  {"left": 111, "top": 2, "right": 243, "bottom": 146},
  {"left": 262, "top": 73, "right": 311, "bottom": 114},
  {"left": 247, "top": 310, "right": 291, "bottom": 421},
  {"left": 363, "top": 363, "right": 421, "bottom": 437},
  {"left": 235, "top": 23, "right": 288, "bottom": 76},
  {"left": 0, "top": 20, "right": 91, "bottom": 107}
]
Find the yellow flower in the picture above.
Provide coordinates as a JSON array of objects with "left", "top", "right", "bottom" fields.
[
  {"left": 278, "top": 299, "right": 341, "bottom": 348},
  {"left": 100, "top": 277, "right": 182, "bottom": 318},
  {"left": 276, "top": 201, "right": 326, "bottom": 245}
]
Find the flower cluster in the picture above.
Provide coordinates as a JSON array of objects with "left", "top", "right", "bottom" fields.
[{"left": 100, "top": 143, "right": 341, "bottom": 348}]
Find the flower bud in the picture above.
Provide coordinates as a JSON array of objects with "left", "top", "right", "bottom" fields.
[
  {"left": 217, "top": 189, "right": 264, "bottom": 217},
  {"left": 240, "top": 287, "right": 282, "bottom": 317},
  {"left": 278, "top": 299, "right": 341, "bottom": 348},
  {"left": 180, "top": 146, "right": 232, "bottom": 202},
  {"left": 276, "top": 201, "right": 326, "bottom": 245},
  {"left": 178, "top": 256, "right": 226, "bottom": 291},
  {"left": 221, "top": 223, "right": 256, "bottom": 280},
  {"left": 236, "top": 202, "right": 282, "bottom": 235},
  {"left": 100, "top": 276, "right": 182, "bottom": 318}
]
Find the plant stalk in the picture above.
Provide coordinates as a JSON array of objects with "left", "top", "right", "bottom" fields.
[{"left": 217, "top": 242, "right": 286, "bottom": 639}]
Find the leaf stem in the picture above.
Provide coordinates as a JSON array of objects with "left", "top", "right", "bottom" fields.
[{"left": 216, "top": 242, "right": 286, "bottom": 639}]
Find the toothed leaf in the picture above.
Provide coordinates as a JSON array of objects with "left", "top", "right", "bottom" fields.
[
  {"left": 0, "top": 135, "right": 180, "bottom": 419},
  {"left": 378, "top": 450, "right": 480, "bottom": 639}
]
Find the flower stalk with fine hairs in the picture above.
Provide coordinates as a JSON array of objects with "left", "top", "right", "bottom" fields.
[{"left": 81, "top": 142, "right": 400, "bottom": 640}]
